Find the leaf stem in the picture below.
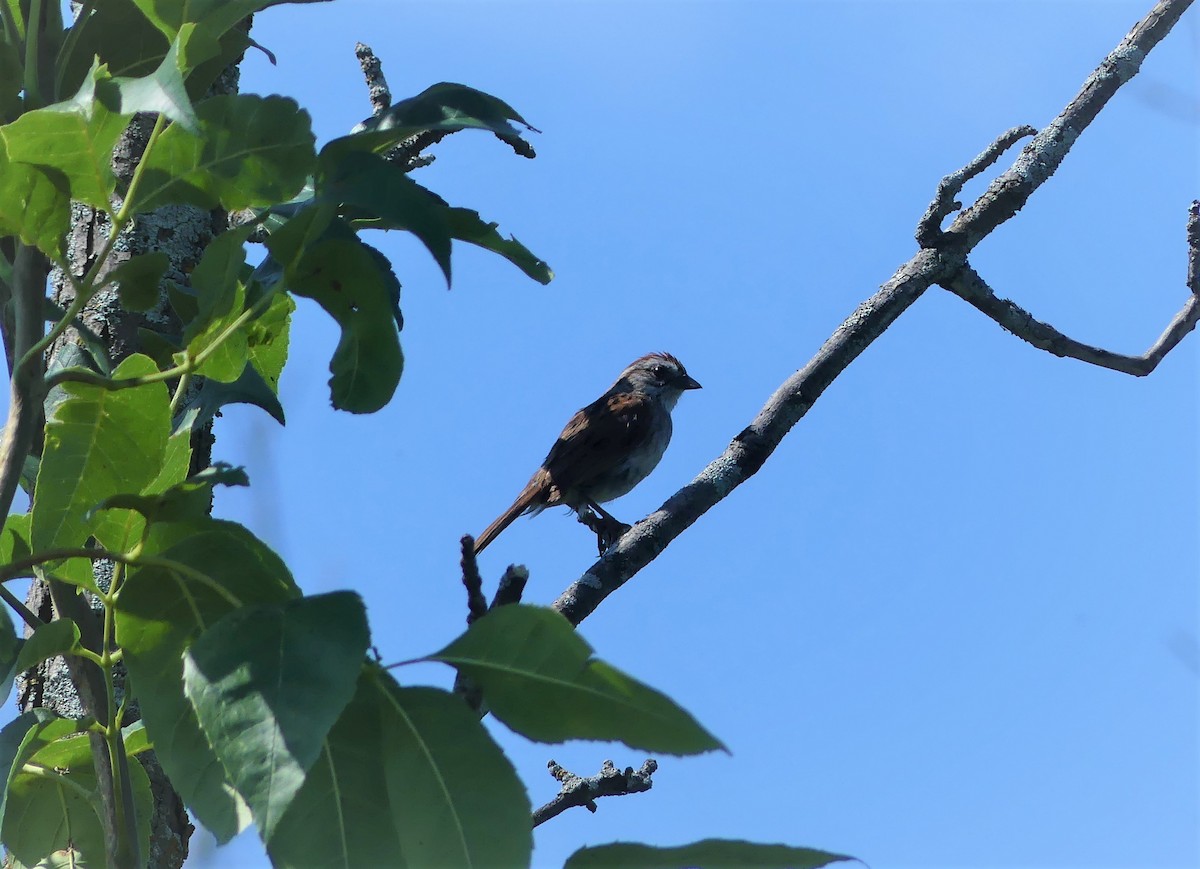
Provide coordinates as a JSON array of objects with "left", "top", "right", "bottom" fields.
[
  {"left": 169, "top": 371, "right": 192, "bottom": 416},
  {"left": 114, "top": 113, "right": 166, "bottom": 226},
  {"left": 0, "top": 546, "right": 128, "bottom": 584},
  {"left": 45, "top": 285, "right": 280, "bottom": 394}
]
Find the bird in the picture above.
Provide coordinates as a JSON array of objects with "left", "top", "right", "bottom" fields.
[{"left": 474, "top": 352, "right": 701, "bottom": 554}]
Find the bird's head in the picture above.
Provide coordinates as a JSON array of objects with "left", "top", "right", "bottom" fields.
[{"left": 618, "top": 352, "right": 701, "bottom": 409}]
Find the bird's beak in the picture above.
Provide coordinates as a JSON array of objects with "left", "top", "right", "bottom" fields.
[{"left": 678, "top": 374, "right": 702, "bottom": 390}]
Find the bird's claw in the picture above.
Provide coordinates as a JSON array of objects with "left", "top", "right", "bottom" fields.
[
  {"left": 576, "top": 508, "right": 630, "bottom": 554},
  {"left": 596, "top": 520, "right": 631, "bottom": 555}
]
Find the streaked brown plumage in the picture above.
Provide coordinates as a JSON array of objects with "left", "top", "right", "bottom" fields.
[{"left": 474, "top": 353, "right": 700, "bottom": 554}]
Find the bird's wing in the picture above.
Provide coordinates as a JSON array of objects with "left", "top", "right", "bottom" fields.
[{"left": 541, "top": 390, "right": 655, "bottom": 496}]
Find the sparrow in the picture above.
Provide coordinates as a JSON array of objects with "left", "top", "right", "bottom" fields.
[{"left": 474, "top": 353, "right": 701, "bottom": 553}]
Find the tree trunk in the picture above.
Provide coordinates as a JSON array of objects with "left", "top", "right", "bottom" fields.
[{"left": 15, "top": 26, "right": 251, "bottom": 869}]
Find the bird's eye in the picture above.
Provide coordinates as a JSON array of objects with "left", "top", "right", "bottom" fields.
[{"left": 652, "top": 364, "right": 667, "bottom": 377}]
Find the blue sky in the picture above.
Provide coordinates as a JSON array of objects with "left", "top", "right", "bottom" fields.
[{"left": 16, "top": 1, "right": 1200, "bottom": 867}]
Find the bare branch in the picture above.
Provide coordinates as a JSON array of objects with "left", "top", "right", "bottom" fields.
[
  {"left": 916, "top": 125, "right": 1037, "bottom": 247},
  {"left": 354, "top": 42, "right": 391, "bottom": 116},
  {"left": 459, "top": 535, "right": 487, "bottom": 625},
  {"left": 944, "top": 255, "right": 1200, "bottom": 377},
  {"left": 943, "top": 0, "right": 1194, "bottom": 251},
  {"left": 1187, "top": 199, "right": 1200, "bottom": 294},
  {"left": 552, "top": 0, "right": 1196, "bottom": 626},
  {"left": 454, "top": 561, "right": 528, "bottom": 715},
  {"left": 490, "top": 564, "right": 528, "bottom": 609},
  {"left": 531, "top": 759, "right": 657, "bottom": 828}
]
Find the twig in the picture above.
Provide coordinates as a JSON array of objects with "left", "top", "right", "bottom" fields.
[
  {"left": 552, "top": 0, "right": 1196, "bottom": 627},
  {"left": 944, "top": 255, "right": 1200, "bottom": 376},
  {"left": 459, "top": 535, "right": 488, "bottom": 625},
  {"left": 942, "top": 0, "right": 1193, "bottom": 251},
  {"left": 353, "top": 42, "right": 446, "bottom": 171},
  {"left": 490, "top": 564, "right": 528, "bottom": 609},
  {"left": 454, "top": 561, "right": 528, "bottom": 714},
  {"left": 916, "top": 125, "right": 1037, "bottom": 247},
  {"left": 531, "top": 759, "right": 657, "bottom": 827},
  {"left": 354, "top": 42, "right": 391, "bottom": 116},
  {"left": 1187, "top": 199, "right": 1200, "bottom": 294}
]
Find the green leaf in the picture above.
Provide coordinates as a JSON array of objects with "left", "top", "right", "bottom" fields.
[
  {"left": 114, "top": 518, "right": 297, "bottom": 843},
  {"left": 59, "top": 0, "right": 253, "bottom": 103},
  {"left": 17, "top": 456, "right": 37, "bottom": 497},
  {"left": 6, "top": 729, "right": 153, "bottom": 868},
  {"left": 265, "top": 670, "right": 401, "bottom": 868},
  {"left": 94, "top": 462, "right": 248, "bottom": 525},
  {"left": 446, "top": 206, "right": 553, "bottom": 284},
  {"left": 131, "top": 0, "right": 331, "bottom": 43},
  {"left": 0, "top": 59, "right": 128, "bottom": 208},
  {"left": 267, "top": 673, "right": 532, "bottom": 868},
  {"left": 0, "top": 148, "right": 69, "bottom": 260},
  {"left": 173, "top": 362, "right": 286, "bottom": 436},
  {"left": 0, "top": 34, "right": 22, "bottom": 123},
  {"left": 144, "top": 427, "right": 192, "bottom": 495},
  {"left": 0, "top": 608, "right": 17, "bottom": 707},
  {"left": 183, "top": 592, "right": 369, "bottom": 842},
  {"left": 43, "top": 298, "right": 113, "bottom": 375},
  {"left": 31, "top": 353, "right": 169, "bottom": 553},
  {"left": 93, "top": 27, "right": 199, "bottom": 133},
  {"left": 0, "top": 710, "right": 89, "bottom": 847},
  {"left": 283, "top": 232, "right": 404, "bottom": 413},
  {"left": 58, "top": 0, "right": 170, "bottom": 90},
  {"left": 246, "top": 290, "right": 293, "bottom": 391},
  {"left": 131, "top": 93, "right": 316, "bottom": 212},
  {"left": 431, "top": 605, "right": 725, "bottom": 755},
  {"left": 1, "top": 511, "right": 95, "bottom": 591},
  {"left": 330, "top": 81, "right": 538, "bottom": 160},
  {"left": 13, "top": 619, "right": 82, "bottom": 673},
  {"left": 135, "top": 325, "right": 183, "bottom": 369},
  {"left": 318, "top": 150, "right": 452, "bottom": 284},
  {"left": 376, "top": 683, "right": 532, "bottom": 868},
  {"left": 564, "top": 840, "right": 856, "bottom": 869},
  {"left": 176, "top": 225, "right": 253, "bottom": 382},
  {"left": 0, "top": 711, "right": 54, "bottom": 842},
  {"left": 122, "top": 719, "right": 151, "bottom": 757},
  {"left": 110, "top": 251, "right": 170, "bottom": 312},
  {"left": 0, "top": 511, "right": 32, "bottom": 563}
]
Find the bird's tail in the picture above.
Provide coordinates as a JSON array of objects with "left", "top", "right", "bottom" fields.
[{"left": 474, "top": 478, "right": 544, "bottom": 554}]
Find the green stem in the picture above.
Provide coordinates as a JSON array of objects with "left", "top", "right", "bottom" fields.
[
  {"left": 169, "top": 371, "right": 192, "bottom": 416},
  {"left": 22, "top": 0, "right": 42, "bottom": 108},
  {"left": 45, "top": 287, "right": 278, "bottom": 393},
  {"left": 114, "top": 113, "right": 166, "bottom": 225},
  {"left": 0, "top": 3, "right": 20, "bottom": 45},
  {"left": 0, "top": 546, "right": 127, "bottom": 584},
  {"left": 98, "top": 558, "right": 139, "bottom": 869},
  {"left": 22, "top": 280, "right": 87, "bottom": 372}
]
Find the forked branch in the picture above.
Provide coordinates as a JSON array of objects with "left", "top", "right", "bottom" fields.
[
  {"left": 531, "top": 759, "right": 657, "bottom": 827},
  {"left": 553, "top": 0, "right": 1196, "bottom": 626}
]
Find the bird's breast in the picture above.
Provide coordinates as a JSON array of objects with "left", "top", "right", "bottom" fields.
[{"left": 586, "top": 414, "right": 673, "bottom": 503}]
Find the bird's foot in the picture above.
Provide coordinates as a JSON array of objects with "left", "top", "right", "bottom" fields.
[{"left": 577, "top": 508, "right": 631, "bottom": 554}]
